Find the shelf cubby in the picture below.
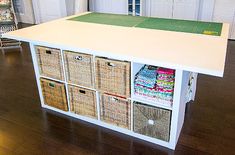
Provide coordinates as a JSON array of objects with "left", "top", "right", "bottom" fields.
[{"left": 132, "top": 62, "right": 175, "bottom": 108}]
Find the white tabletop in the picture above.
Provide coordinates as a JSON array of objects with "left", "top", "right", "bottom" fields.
[{"left": 3, "top": 12, "right": 229, "bottom": 77}]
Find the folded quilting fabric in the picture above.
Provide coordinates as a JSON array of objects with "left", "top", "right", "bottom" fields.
[
  {"left": 134, "top": 65, "right": 175, "bottom": 103},
  {"left": 135, "top": 65, "right": 158, "bottom": 88},
  {"left": 157, "top": 67, "right": 175, "bottom": 75},
  {"left": 157, "top": 75, "right": 175, "bottom": 81},
  {"left": 156, "top": 80, "right": 174, "bottom": 88},
  {"left": 135, "top": 80, "right": 155, "bottom": 88},
  {"left": 134, "top": 88, "right": 173, "bottom": 102}
]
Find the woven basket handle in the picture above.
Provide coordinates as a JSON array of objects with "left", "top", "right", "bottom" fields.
[
  {"left": 111, "top": 97, "right": 128, "bottom": 103},
  {"left": 75, "top": 56, "right": 83, "bottom": 61},
  {"left": 79, "top": 90, "right": 86, "bottom": 94},
  {"left": 46, "top": 50, "right": 52, "bottom": 54},
  {"left": 111, "top": 97, "right": 118, "bottom": 102},
  {"left": 48, "top": 83, "right": 55, "bottom": 88},
  {"left": 107, "top": 62, "right": 115, "bottom": 67}
]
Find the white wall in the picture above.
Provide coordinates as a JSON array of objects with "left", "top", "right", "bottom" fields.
[
  {"left": 13, "top": 0, "right": 35, "bottom": 24},
  {"left": 66, "top": 0, "right": 75, "bottom": 16},
  {"left": 74, "top": 0, "right": 88, "bottom": 14},
  {"left": 142, "top": 0, "right": 199, "bottom": 20},
  {"left": 32, "top": 0, "right": 87, "bottom": 24},
  {"left": 89, "top": 0, "right": 128, "bottom": 15},
  {"left": 173, "top": 0, "right": 200, "bottom": 20},
  {"left": 198, "top": 0, "right": 215, "bottom": 21},
  {"left": 213, "top": 0, "right": 235, "bottom": 39},
  {"left": 32, "top": 0, "right": 67, "bottom": 23},
  {"left": 148, "top": 0, "right": 173, "bottom": 18}
]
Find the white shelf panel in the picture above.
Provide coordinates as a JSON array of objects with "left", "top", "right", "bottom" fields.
[
  {"left": 67, "top": 82, "right": 96, "bottom": 91},
  {"left": 42, "top": 104, "right": 173, "bottom": 149},
  {"left": 40, "top": 75, "right": 65, "bottom": 83},
  {"left": 132, "top": 94, "right": 172, "bottom": 110}
]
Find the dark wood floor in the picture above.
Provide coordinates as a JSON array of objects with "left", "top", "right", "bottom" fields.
[{"left": 0, "top": 39, "right": 235, "bottom": 154}]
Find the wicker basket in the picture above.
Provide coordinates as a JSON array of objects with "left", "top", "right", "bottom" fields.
[
  {"left": 64, "top": 51, "right": 94, "bottom": 88},
  {"left": 40, "top": 78, "right": 68, "bottom": 111},
  {"left": 68, "top": 85, "right": 97, "bottom": 119},
  {"left": 36, "top": 46, "right": 64, "bottom": 80},
  {"left": 95, "top": 57, "right": 130, "bottom": 97},
  {"left": 100, "top": 93, "right": 131, "bottom": 129},
  {"left": 133, "top": 102, "right": 171, "bottom": 142}
]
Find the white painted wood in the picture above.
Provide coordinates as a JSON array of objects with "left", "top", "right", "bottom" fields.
[
  {"left": 96, "top": 91, "right": 101, "bottom": 121},
  {"left": 35, "top": 0, "right": 67, "bottom": 23},
  {"left": 173, "top": 0, "right": 200, "bottom": 20},
  {"left": 14, "top": 0, "right": 35, "bottom": 24},
  {"left": 168, "top": 69, "right": 183, "bottom": 149},
  {"left": 28, "top": 41, "right": 181, "bottom": 149},
  {"left": 89, "top": 0, "right": 128, "bottom": 15},
  {"left": 42, "top": 104, "right": 173, "bottom": 149},
  {"left": 149, "top": 0, "right": 173, "bottom": 18},
  {"left": 132, "top": 95, "right": 173, "bottom": 110},
  {"left": 132, "top": 63, "right": 144, "bottom": 77},
  {"left": 40, "top": 75, "right": 65, "bottom": 84},
  {"left": 175, "top": 71, "right": 189, "bottom": 141},
  {"left": 3, "top": 13, "right": 229, "bottom": 77},
  {"left": 191, "top": 73, "right": 198, "bottom": 101},
  {"left": 60, "top": 49, "right": 71, "bottom": 112},
  {"left": 213, "top": 0, "right": 235, "bottom": 39},
  {"left": 68, "top": 82, "right": 96, "bottom": 91},
  {"left": 198, "top": 0, "right": 215, "bottom": 21},
  {"left": 131, "top": 100, "right": 134, "bottom": 131},
  {"left": 29, "top": 43, "right": 45, "bottom": 106}
]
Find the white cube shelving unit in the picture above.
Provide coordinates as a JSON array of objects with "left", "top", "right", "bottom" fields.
[{"left": 3, "top": 12, "right": 229, "bottom": 149}]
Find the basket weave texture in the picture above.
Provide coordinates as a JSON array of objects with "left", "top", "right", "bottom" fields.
[
  {"left": 40, "top": 78, "right": 68, "bottom": 111},
  {"left": 36, "top": 46, "right": 64, "bottom": 80},
  {"left": 95, "top": 57, "right": 130, "bottom": 97},
  {"left": 133, "top": 102, "right": 171, "bottom": 142},
  {"left": 69, "top": 85, "right": 97, "bottom": 119},
  {"left": 100, "top": 93, "right": 131, "bottom": 129},
  {"left": 64, "top": 51, "right": 94, "bottom": 88}
]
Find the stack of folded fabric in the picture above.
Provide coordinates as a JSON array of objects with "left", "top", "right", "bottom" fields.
[
  {"left": 155, "top": 67, "right": 175, "bottom": 102},
  {"left": 134, "top": 65, "right": 175, "bottom": 105},
  {"left": 135, "top": 65, "right": 157, "bottom": 88},
  {"left": 134, "top": 65, "right": 158, "bottom": 99}
]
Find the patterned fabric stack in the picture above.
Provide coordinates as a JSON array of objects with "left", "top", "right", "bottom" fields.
[
  {"left": 155, "top": 67, "right": 175, "bottom": 102},
  {"left": 134, "top": 65, "right": 175, "bottom": 105},
  {"left": 135, "top": 65, "right": 157, "bottom": 88}
]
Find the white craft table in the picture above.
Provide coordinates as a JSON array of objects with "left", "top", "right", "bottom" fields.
[{"left": 3, "top": 12, "right": 229, "bottom": 149}]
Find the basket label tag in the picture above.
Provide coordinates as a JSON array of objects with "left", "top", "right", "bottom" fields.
[{"left": 148, "top": 119, "right": 154, "bottom": 125}]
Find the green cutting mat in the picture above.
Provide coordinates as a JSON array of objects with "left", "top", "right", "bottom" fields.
[
  {"left": 69, "top": 13, "right": 223, "bottom": 36},
  {"left": 136, "top": 18, "right": 222, "bottom": 36},
  {"left": 69, "top": 12, "right": 147, "bottom": 27}
]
